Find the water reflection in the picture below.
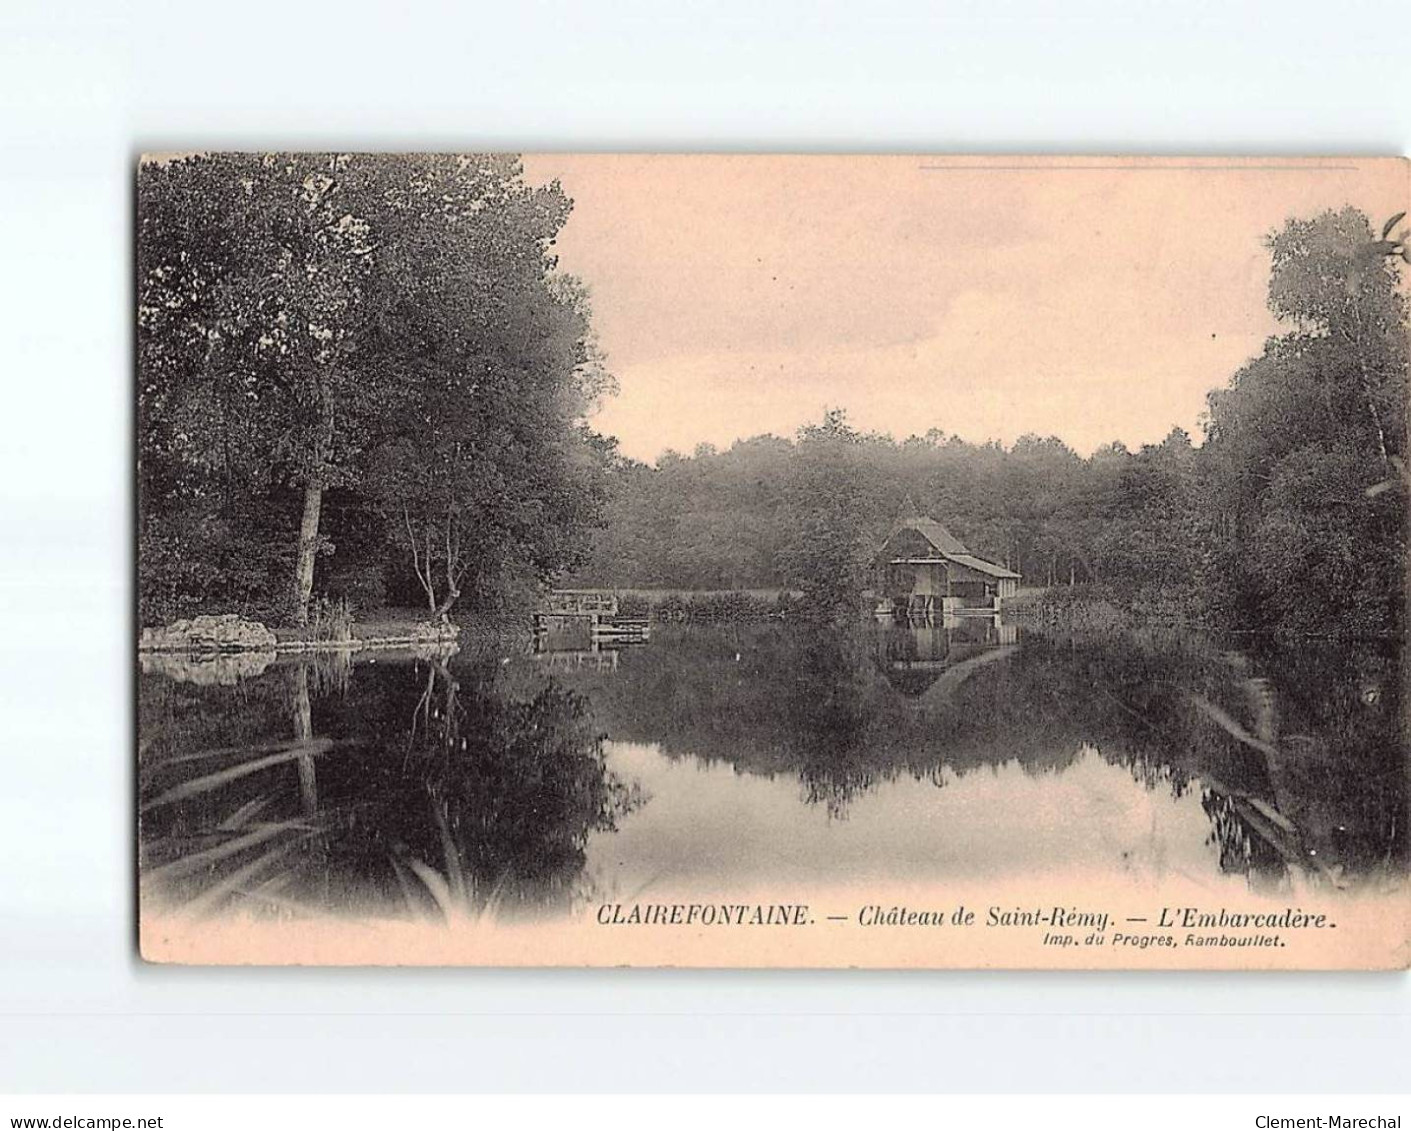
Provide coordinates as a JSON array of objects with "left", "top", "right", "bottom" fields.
[
  {"left": 873, "top": 615, "right": 1019, "bottom": 699},
  {"left": 585, "top": 742, "right": 1230, "bottom": 897},
  {"left": 138, "top": 620, "right": 1407, "bottom": 924},
  {"left": 140, "top": 647, "right": 637, "bottom": 923}
]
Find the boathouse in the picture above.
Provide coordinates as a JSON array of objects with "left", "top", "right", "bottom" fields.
[{"left": 873, "top": 516, "right": 1020, "bottom": 615}]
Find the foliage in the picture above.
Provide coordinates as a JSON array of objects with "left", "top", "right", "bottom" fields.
[
  {"left": 573, "top": 208, "right": 1406, "bottom": 639},
  {"left": 619, "top": 589, "right": 802, "bottom": 623},
  {"left": 138, "top": 154, "right": 612, "bottom": 626},
  {"left": 572, "top": 419, "right": 1214, "bottom": 609},
  {"left": 776, "top": 409, "right": 876, "bottom": 621},
  {"left": 308, "top": 596, "right": 355, "bottom": 643},
  {"left": 1203, "top": 207, "right": 1408, "bottom": 637},
  {"left": 139, "top": 173, "right": 1406, "bottom": 643}
]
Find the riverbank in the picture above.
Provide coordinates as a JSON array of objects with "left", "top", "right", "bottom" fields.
[
  {"left": 273, "top": 609, "right": 463, "bottom": 651},
  {"left": 604, "top": 585, "right": 1189, "bottom": 631},
  {"left": 141, "top": 589, "right": 1203, "bottom": 655},
  {"left": 614, "top": 588, "right": 804, "bottom": 623},
  {"left": 1002, "top": 585, "right": 1202, "bottom": 632},
  {"left": 138, "top": 609, "right": 464, "bottom": 656}
]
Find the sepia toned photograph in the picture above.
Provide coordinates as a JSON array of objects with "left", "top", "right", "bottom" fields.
[{"left": 135, "top": 154, "right": 1410, "bottom": 968}]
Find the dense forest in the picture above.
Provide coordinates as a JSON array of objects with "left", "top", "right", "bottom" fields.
[
  {"left": 139, "top": 159, "right": 1408, "bottom": 641},
  {"left": 138, "top": 153, "right": 617, "bottom": 627},
  {"left": 572, "top": 208, "right": 1408, "bottom": 637}
]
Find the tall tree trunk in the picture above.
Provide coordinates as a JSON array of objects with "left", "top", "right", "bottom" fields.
[
  {"left": 291, "top": 395, "right": 335, "bottom": 626},
  {"left": 434, "top": 585, "right": 460, "bottom": 620},
  {"left": 1345, "top": 316, "right": 1392, "bottom": 471},
  {"left": 292, "top": 482, "right": 323, "bottom": 626},
  {"left": 1356, "top": 354, "right": 1391, "bottom": 469},
  {"left": 433, "top": 514, "right": 462, "bottom": 620}
]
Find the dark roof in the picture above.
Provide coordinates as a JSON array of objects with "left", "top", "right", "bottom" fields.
[
  {"left": 894, "top": 516, "right": 969, "bottom": 556},
  {"left": 880, "top": 515, "right": 1021, "bottom": 580},
  {"left": 944, "top": 553, "right": 1021, "bottom": 580}
]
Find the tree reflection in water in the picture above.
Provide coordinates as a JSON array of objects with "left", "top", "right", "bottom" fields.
[
  {"left": 138, "top": 622, "right": 1407, "bottom": 923},
  {"left": 568, "top": 622, "right": 1406, "bottom": 891},
  {"left": 139, "top": 648, "right": 639, "bottom": 923}
]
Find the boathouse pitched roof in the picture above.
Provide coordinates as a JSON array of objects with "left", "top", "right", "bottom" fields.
[
  {"left": 878, "top": 516, "right": 1021, "bottom": 579},
  {"left": 894, "top": 516, "right": 969, "bottom": 556},
  {"left": 943, "top": 553, "right": 1021, "bottom": 580}
]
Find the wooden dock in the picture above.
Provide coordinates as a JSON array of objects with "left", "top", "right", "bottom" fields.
[{"left": 534, "top": 590, "right": 650, "bottom": 644}]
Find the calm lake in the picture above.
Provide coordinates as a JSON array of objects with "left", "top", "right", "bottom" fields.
[{"left": 137, "top": 619, "right": 1407, "bottom": 924}]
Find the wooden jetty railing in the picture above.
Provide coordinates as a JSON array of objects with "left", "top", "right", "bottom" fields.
[{"left": 534, "top": 590, "right": 648, "bottom": 642}]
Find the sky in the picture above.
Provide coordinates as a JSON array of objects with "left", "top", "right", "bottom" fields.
[{"left": 521, "top": 155, "right": 1407, "bottom": 464}]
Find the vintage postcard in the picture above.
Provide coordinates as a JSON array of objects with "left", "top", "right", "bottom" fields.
[{"left": 137, "top": 154, "right": 1410, "bottom": 968}]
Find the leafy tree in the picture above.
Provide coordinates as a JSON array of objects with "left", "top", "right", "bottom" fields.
[
  {"left": 1265, "top": 208, "right": 1407, "bottom": 468},
  {"left": 358, "top": 167, "right": 606, "bottom": 616},
  {"left": 1205, "top": 208, "right": 1408, "bottom": 635},
  {"left": 139, "top": 154, "right": 390, "bottom": 622},
  {"left": 778, "top": 410, "right": 873, "bottom": 621},
  {"left": 138, "top": 154, "right": 612, "bottom": 625}
]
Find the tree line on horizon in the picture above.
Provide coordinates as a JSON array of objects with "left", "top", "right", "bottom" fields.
[
  {"left": 573, "top": 418, "right": 1200, "bottom": 597},
  {"left": 570, "top": 207, "right": 1407, "bottom": 638}
]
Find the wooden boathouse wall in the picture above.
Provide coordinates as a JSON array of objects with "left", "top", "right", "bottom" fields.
[{"left": 873, "top": 517, "right": 1020, "bottom": 616}]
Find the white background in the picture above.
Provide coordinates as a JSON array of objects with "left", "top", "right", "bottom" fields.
[{"left": 1, "top": 0, "right": 1408, "bottom": 1094}]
